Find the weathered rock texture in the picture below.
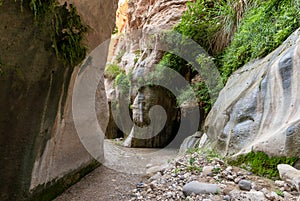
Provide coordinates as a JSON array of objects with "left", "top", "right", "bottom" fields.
[
  {"left": 116, "top": 0, "right": 128, "bottom": 34},
  {"left": 105, "top": 0, "right": 189, "bottom": 147},
  {"left": 112, "top": 0, "right": 189, "bottom": 73},
  {"left": 278, "top": 164, "right": 300, "bottom": 191},
  {"left": 205, "top": 28, "right": 300, "bottom": 157},
  {"left": 59, "top": 0, "right": 118, "bottom": 51},
  {"left": 0, "top": 1, "right": 116, "bottom": 200},
  {"left": 129, "top": 86, "right": 180, "bottom": 148}
]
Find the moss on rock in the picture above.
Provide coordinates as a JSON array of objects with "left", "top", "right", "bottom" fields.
[{"left": 228, "top": 151, "right": 299, "bottom": 180}]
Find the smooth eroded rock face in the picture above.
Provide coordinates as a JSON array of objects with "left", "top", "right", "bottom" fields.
[
  {"left": 205, "top": 28, "right": 300, "bottom": 157},
  {"left": 129, "top": 86, "right": 180, "bottom": 148},
  {"left": 0, "top": 1, "right": 116, "bottom": 200},
  {"left": 179, "top": 132, "right": 203, "bottom": 154}
]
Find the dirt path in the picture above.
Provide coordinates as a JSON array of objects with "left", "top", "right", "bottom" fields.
[
  {"left": 54, "top": 140, "right": 178, "bottom": 201},
  {"left": 53, "top": 165, "right": 142, "bottom": 201}
]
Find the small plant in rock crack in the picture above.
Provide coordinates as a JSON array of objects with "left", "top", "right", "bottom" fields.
[
  {"left": 104, "top": 63, "right": 125, "bottom": 79},
  {"left": 212, "top": 167, "right": 222, "bottom": 174},
  {"left": 174, "top": 168, "right": 182, "bottom": 174},
  {"left": 186, "top": 148, "right": 199, "bottom": 154},
  {"left": 275, "top": 189, "right": 284, "bottom": 197},
  {"left": 189, "top": 157, "right": 196, "bottom": 166},
  {"left": 186, "top": 157, "right": 202, "bottom": 172},
  {"left": 115, "top": 50, "right": 126, "bottom": 63},
  {"left": 228, "top": 150, "right": 298, "bottom": 179},
  {"left": 186, "top": 165, "right": 202, "bottom": 173}
]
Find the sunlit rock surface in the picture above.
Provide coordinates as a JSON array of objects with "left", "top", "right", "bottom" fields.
[{"left": 105, "top": 0, "right": 190, "bottom": 147}]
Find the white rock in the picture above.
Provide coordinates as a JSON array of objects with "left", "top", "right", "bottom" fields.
[
  {"left": 234, "top": 177, "right": 242, "bottom": 184},
  {"left": 283, "top": 191, "right": 294, "bottom": 200},
  {"left": 202, "top": 166, "right": 214, "bottom": 176},
  {"left": 146, "top": 163, "right": 153, "bottom": 168},
  {"left": 166, "top": 191, "right": 174, "bottom": 198},
  {"left": 261, "top": 188, "right": 270, "bottom": 195},
  {"left": 275, "top": 180, "right": 285, "bottom": 187},
  {"left": 198, "top": 133, "right": 208, "bottom": 148},
  {"left": 182, "top": 181, "right": 220, "bottom": 196},
  {"left": 270, "top": 191, "right": 279, "bottom": 200},
  {"left": 226, "top": 166, "right": 233, "bottom": 172},
  {"left": 277, "top": 164, "right": 300, "bottom": 191},
  {"left": 229, "top": 189, "right": 267, "bottom": 201}
]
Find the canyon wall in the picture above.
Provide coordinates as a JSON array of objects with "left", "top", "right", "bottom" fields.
[
  {"left": 105, "top": 0, "right": 190, "bottom": 147},
  {"left": 205, "top": 28, "right": 300, "bottom": 158},
  {"left": 0, "top": 1, "right": 117, "bottom": 200}
]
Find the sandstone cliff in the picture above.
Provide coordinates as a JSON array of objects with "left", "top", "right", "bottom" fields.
[{"left": 105, "top": 0, "right": 190, "bottom": 147}]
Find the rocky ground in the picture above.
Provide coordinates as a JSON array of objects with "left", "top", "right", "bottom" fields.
[
  {"left": 54, "top": 140, "right": 300, "bottom": 201},
  {"left": 128, "top": 149, "right": 300, "bottom": 201}
]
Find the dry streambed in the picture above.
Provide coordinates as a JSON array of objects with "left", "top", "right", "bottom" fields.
[
  {"left": 129, "top": 150, "right": 300, "bottom": 201},
  {"left": 54, "top": 140, "right": 300, "bottom": 201}
]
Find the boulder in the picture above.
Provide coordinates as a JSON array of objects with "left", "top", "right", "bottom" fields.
[
  {"left": 179, "top": 132, "right": 203, "bottom": 154},
  {"left": 182, "top": 181, "right": 220, "bottom": 196},
  {"left": 277, "top": 164, "right": 300, "bottom": 191}
]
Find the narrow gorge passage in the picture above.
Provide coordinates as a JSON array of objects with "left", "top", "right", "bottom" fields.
[
  {"left": 54, "top": 140, "right": 178, "bottom": 200},
  {"left": 56, "top": 1, "right": 184, "bottom": 199},
  {"left": 1, "top": 0, "right": 300, "bottom": 200}
]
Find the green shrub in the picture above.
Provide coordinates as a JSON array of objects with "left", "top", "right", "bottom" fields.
[
  {"left": 133, "top": 50, "right": 141, "bottom": 64},
  {"left": 157, "top": 0, "right": 244, "bottom": 116},
  {"left": 158, "top": 0, "right": 300, "bottom": 117},
  {"left": 175, "top": 0, "right": 249, "bottom": 55},
  {"left": 221, "top": 0, "right": 300, "bottom": 81},
  {"left": 228, "top": 150, "right": 298, "bottom": 179},
  {"left": 115, "top": 73, "right": 130, "bottom": 94},
  {"left": 176, "top": 81, "right": 212, "bottom": 115},
  {"left": 159, "top": 52, "right": 189, "bottom": 76},
  {"left": 53, "top": 4, "right": 87, "bottom": 66},
  {"left": 104, "top": 64, "right": 125, "bottom": 79},
  {"left": 30, "top": 0, "right": 87, "bottom": 66},
  {"left": 1, "top": 1, "right": 87, "bottom": 67},
  {"left": 115, "top": 50, "right": 126, "bottom": 64},
  {"left": 275, "top": 190, "right": 284, "bottom": 197},
  {"left": 168, "top": 54, "right": 222, "bottom": 116},
  {"left": 176, "top": 87, "right": 196, "bottom": 106}
]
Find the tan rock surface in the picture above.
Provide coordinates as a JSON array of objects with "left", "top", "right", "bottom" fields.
[{"left": 29, "top": 0, "right": 117, "bottom": 196}]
